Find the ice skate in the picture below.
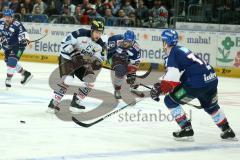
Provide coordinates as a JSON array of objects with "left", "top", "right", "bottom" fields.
[
  {"left": 221, "top": 128, "right": 238, "bottom": 141},
  {"left": 5, "top": 77, "right": 12, "bottom": 89},
  {"left": 220, "top": 122, "right": 238, "bottom": 141},
  {"left": 114, "top": 90, "right": 122, "bottom": 99},
  {"left": 47, "top": 99, "right": 60, "bottom": 113},
  {"left": 173, "top": 126, "right": 194, "bottom": 141},
  {"left": 21, "top": 71, "right": 33, "bottom": 85},
  {"left": 69, "top": 93, "right": 85, "bottom": 114}
]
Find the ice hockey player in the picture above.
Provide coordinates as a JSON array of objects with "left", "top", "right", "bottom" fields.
[
  {"left": 48, "top": 20, "right": 106, "bottom": 113},
  {"left": 0, "top": 9, "right": 32, "bottom": 88},
  {"left": 107, "top": 30, "right": 141, "bottom": 99},
  {"left": 150, "top": 29, "right": 236, "bottom": 140}
]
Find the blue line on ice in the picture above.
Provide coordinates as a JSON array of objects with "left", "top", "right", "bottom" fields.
[{"left": 26, "top": 143, "right": 240, "bottom": 160}]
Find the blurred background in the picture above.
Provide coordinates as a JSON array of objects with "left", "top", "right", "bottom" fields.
[{"left": 0, "top": 0, "right": 239, "bottom": 28}]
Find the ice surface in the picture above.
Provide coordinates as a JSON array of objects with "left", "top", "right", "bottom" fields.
[{"left": 0, "top": 61, "right": 240, "bottom": 160}]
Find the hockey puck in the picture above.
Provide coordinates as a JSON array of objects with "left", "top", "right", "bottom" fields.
[{"left": 20, "top": 120, "right": 26, "bottom": 124}]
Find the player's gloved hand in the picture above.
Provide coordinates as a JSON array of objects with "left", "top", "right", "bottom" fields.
[
  {"left": 126, "top": 64, "right": 138, "bottom": 84},
  {"left": 19, "top": 39, "right": 30, "bottom": 47},
  {"left": 92, "top": 59, "right": 102, "bottom": 70},
  {"left": 126, "top": 73, "right": 136, "bottom": 84},
  {"left": 150, "top": 82, "right": 162, "bottom": 102},
  {"left": 0, "top": 36, "right": 7, "bottom": 48}
]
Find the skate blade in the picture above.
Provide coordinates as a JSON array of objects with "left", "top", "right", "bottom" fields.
[
  {"left": 22, "top": 75, "right": 33, "bottom": 86},
  {"left": 174, "top": 136, "right": 194, "bottom": 142},
  {"left": 221, "top": 137, "right": 238, "bottom": 142},
  {"left": 69, "top": 106, "right": 85, "bottom": 114},
  {"left": 5, "top": 87, "right": 11, "bottom": 91}
]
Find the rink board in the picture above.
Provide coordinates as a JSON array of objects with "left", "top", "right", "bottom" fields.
[{"left": 0, "top": 52, "right": 240, "bottom": 78}]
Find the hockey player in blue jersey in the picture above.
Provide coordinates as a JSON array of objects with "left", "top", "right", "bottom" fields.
[
  {"left": 150, "top": 29, "right": 236, "bottom": 140},
  {"left": 0, "top": 9, "right": 32, "bottom": 88},
  {"left": 107, "top": 30, "right": 141, "bottom": 99}
]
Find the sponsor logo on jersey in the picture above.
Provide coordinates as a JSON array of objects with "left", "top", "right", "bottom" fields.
[{"left": 203, "top": 72, "right": 217, "bottom": 82}]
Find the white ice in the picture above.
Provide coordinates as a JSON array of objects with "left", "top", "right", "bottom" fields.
[{"left": 0, "top": 61, "right": 240, "bottom": 160}]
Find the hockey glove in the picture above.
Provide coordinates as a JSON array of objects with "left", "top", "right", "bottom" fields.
[
  {"left": 0, "top": 36, "right": 7, "bottom": 49},
  {"left": 150, "top": 83, "right": 162, "bottom": 102},
  {"left": 19, "top": 39, "right": 30, "bottom": 47},
  {"left": 126, "top": 64, "right": 138, "bottom": 84},
  {"left": 92, "top": 59, "right": 102, "bottom": 70},
  {"left": 126, "top": 73, "right": 136, "bottom": 84}
]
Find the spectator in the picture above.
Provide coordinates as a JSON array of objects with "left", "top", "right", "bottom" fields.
[
  {"left": 63, "top": 0, "right": 76, "bottom": 16},
  {"left": 117, "top": 9, "right": 130, "bottom": 26},
  {"left": 109, "top": 0, "right": 121, "bottom": 16},
  {"left": 9, "top": 0, "right": 21, "bottom": 13},
  {"left": 20, "top": 6, "right": 29, "bottom": 21},
  {"left": 96, "top": 0, "right": 105, "bottom": 16},
  {"left": 62, "top": 4, "right": 71, "bottom": 16},
  {"left": 121, "top": 0, "right": 135, "bottom": 16},
  {"left": 32, "top": 5, "right": 41, "bottom": 15},
  {"left": 149, "top": 0, "right": 168, "bottom": 28},
  {"left": 20, "top": 6, "right": 26, "bottom": 16},
  {"left": 129, "top": 11, "right": 139, "bottom": 27},
  {"left": 104, "top": 8, "right": 116, "bottom": 26},
  {"left": 44, "top": 0, "right": 63, "bottom": 16},
  {"left": 20, "top": 0, "right": 33, "bottom": 14},
  {"left": 32, "top": 0, "right": 47, "bottom": 14},
  {"left": 31, "top": 5, "right": 48, "bottom": 23},
  {"left": 77, "top": 0, "right": 93, "bottom": 25},
  {"left": 81, "top": 0, "right": 92, "bottom": 11},
  {"left": 74, "top": 4, "right": 83, "bottom": 19},
  {"left": 0, "top": 0, "right": 9, "bottom": 12},
  {"left": 136, "top": 0, "right": 149, "bottom": 27}
]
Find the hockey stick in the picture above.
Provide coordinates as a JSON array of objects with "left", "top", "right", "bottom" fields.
[
  {"left": 72, "top": 99, "right": 143, "bottom": 127},
  {"left": 102, "top": 65, "right": 152, "bottom": 79},
  {"left": 136, "top": 83, "right": 202, "bottom": 109},
  {"left": 6, "top": 33, "right": 48, "bottom": 48},
  {"left": 28, "top": 33, "right": 48, "bottom": 43}
]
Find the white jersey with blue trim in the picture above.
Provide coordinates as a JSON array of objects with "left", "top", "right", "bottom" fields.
[
  {"left": 0, "top": 18, "right": 30, "bottom": 49},
  {"left": 60, "top": 28, "right": 105, "bottom": 62}
]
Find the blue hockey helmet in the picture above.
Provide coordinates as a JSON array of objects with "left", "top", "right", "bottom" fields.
[
  {"left": 161, "top": 29, "right": 178, "bottom": 46},
  {"left": 123, "top": 30, "right": 136, "bottom": 42},
  {"left": 3, "top": 9, "right": 14, "bottom": 17}
]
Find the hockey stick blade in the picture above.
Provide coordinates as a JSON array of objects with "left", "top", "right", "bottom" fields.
[
  {"left": 29, "top": 33, "right": 48, "bottom": 43},
  {"left": 72, "top": 99, "right": 142, "bottom": 127},
  {"left": 72, "top": 117, "right": 102, "bottom": 127},
  {"left": 135, "top": 65, "right": 152, "bottom": 79}
]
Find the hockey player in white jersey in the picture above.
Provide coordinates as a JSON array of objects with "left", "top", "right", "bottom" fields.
[
  {"left": 0, "top": 9, "right": 33, "bottom": 88},
  {"left": 48, "top": 20, "right": 106, "bottom": 113}
]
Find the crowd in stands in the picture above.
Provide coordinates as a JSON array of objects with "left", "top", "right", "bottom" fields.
[{"left": 0, "top": 0, "right": 239, "bottom": 28}]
